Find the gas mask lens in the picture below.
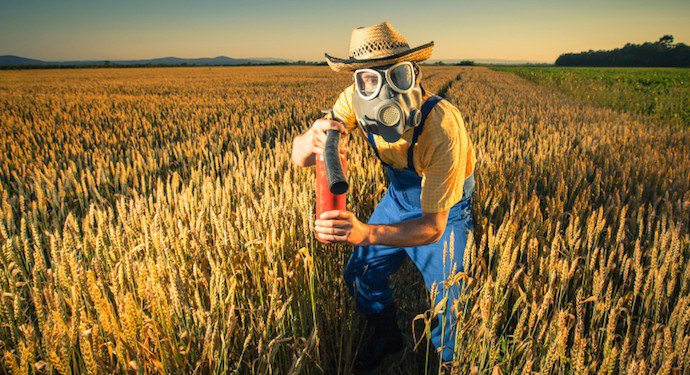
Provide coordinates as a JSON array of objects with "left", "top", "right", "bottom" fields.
[
  {"left": 387, "top": 62, "right": 414, "bottom": 93},
  {"left": 355, "top": 70, "right": 381, "bottom": 100},
  {"left": 354, "top": 62, "right": 416, "bottom": 100}
]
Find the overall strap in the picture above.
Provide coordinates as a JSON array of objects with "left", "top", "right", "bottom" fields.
[
  {"left": 407, "top": 95, "right": 444, "bottom": 171},
  {"left": 366, "top": 131, "right": 390, "bottom": 167}
]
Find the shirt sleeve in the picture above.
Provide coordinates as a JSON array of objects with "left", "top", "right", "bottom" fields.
[
  {"left": 415, "top": 104, "right": 471, "bottom": 213},
  {"left": 325, "top": 84, "right": 358, "bottom": 134}
]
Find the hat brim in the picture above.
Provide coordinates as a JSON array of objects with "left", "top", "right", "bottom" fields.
[{"left": 325, "top": 41, "right": 434, "bottom": 74}]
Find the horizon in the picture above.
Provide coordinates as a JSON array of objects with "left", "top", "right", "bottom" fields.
[
  {"left": 0, "top": 54, "right": 551, "bottom": 64},
  {"left": 1, "top": 0, "right": 689, "bottom": 64}
]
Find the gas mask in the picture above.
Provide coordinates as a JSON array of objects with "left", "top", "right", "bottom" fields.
[{"left": 352, "top": 61, "right": 424, "bottom": 143}]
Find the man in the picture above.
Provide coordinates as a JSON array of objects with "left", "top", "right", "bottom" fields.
[{"left": 291, "top": 21, "right": 477, "bottom": 371}]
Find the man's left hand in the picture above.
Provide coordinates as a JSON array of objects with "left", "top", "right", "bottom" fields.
[{"left": 314, "top": 210, "right": 370, "bottom": 245}]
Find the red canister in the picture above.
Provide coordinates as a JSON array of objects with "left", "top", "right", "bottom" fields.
[{"left": 316, "top": 153, "right": 347, "bottom": 242}]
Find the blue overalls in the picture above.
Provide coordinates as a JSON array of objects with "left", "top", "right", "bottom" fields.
[{"left": 344, "top": 95, "right": 475, "bottom": 363}]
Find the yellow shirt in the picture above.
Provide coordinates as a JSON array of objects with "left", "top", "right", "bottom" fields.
[{"left": 327, "top": 84, "right": 476, "bottom": 213}]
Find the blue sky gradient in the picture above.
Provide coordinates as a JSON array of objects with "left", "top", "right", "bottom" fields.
[{"left": 1, "top": 0, "right": 688, "bottom": 63}]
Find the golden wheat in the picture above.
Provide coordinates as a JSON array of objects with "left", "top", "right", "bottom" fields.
[{"left": 0, "top": 65, "right": 687, "bottom": 374}]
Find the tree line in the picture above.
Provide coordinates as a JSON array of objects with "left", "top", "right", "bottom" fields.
[{"left": 556, "top": 35, "right": 690, "bottom": 67}]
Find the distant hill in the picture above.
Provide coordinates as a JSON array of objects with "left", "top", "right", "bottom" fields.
[
  {"left": 0, "top": 55, "right": 551, "bottom": 69},
  {"left": 0, "top": 55, "right": 294, "bottom": 68},
  {"left": 426, "top": 58, "right": 549, "bottom": 65},
  {"left": 0, "top": 55, "right": 47, "bottom": 66},
  {"left": 556, "top": 35, "right": 690, "bottom": 67}
]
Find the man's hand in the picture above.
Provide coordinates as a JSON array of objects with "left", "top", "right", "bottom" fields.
[
  {"left": 291, "top": 118, "right": 348, "bottom": 167},
  {"left": 314, "top": 210, "right": 371, "bottom": 245},
  {"left": 306, "top": 118, "right": 348, "bottom": 157}
]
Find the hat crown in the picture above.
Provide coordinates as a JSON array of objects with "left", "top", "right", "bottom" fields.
[
  {"left": 324, "top": 21, "right": 433, "bottom": 73},
  {"left": 349, "top": 21, "right": 411, "bottom": 60}
]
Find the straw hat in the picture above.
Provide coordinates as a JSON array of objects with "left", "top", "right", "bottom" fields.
[{"left": 325, "top": 21, "right": 434, "bottom": 73}]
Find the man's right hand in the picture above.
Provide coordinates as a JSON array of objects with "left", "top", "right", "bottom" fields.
[
  {"left": 291, "top": 118, "right": 348, "bottom": 167},
  {"left": 307, "top": 118, "right": 348, "bottom": 156}
]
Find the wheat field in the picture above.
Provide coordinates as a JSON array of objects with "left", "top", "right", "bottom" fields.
[{"left": 0, "top": 66, "right": 688, "bottom": 374}]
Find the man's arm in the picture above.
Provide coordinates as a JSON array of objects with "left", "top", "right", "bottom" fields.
[
  {"left": 291, "top": 127, "right": 317, "bottom": 167},
  {"left": 314, "top": 209, "right": 450, "bottom": 247},
  {"left": 366, "top": 210, "right": 450, "bottom": 247}
]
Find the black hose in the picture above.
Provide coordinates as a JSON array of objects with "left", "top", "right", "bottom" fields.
[{"left": 324, "top": 130, "right": 349, "bottom": 195}]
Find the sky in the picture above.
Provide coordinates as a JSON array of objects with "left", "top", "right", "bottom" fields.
[{"left": 1, "top": 0, "right": 689, "bottom": 64}]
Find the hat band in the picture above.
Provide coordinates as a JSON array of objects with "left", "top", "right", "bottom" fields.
[
  {"left": 350, "top": 40, "right": 409, "bottom": 59},
  {"left": 326, "top": 41, "right": 434, "bottom": 64}
]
